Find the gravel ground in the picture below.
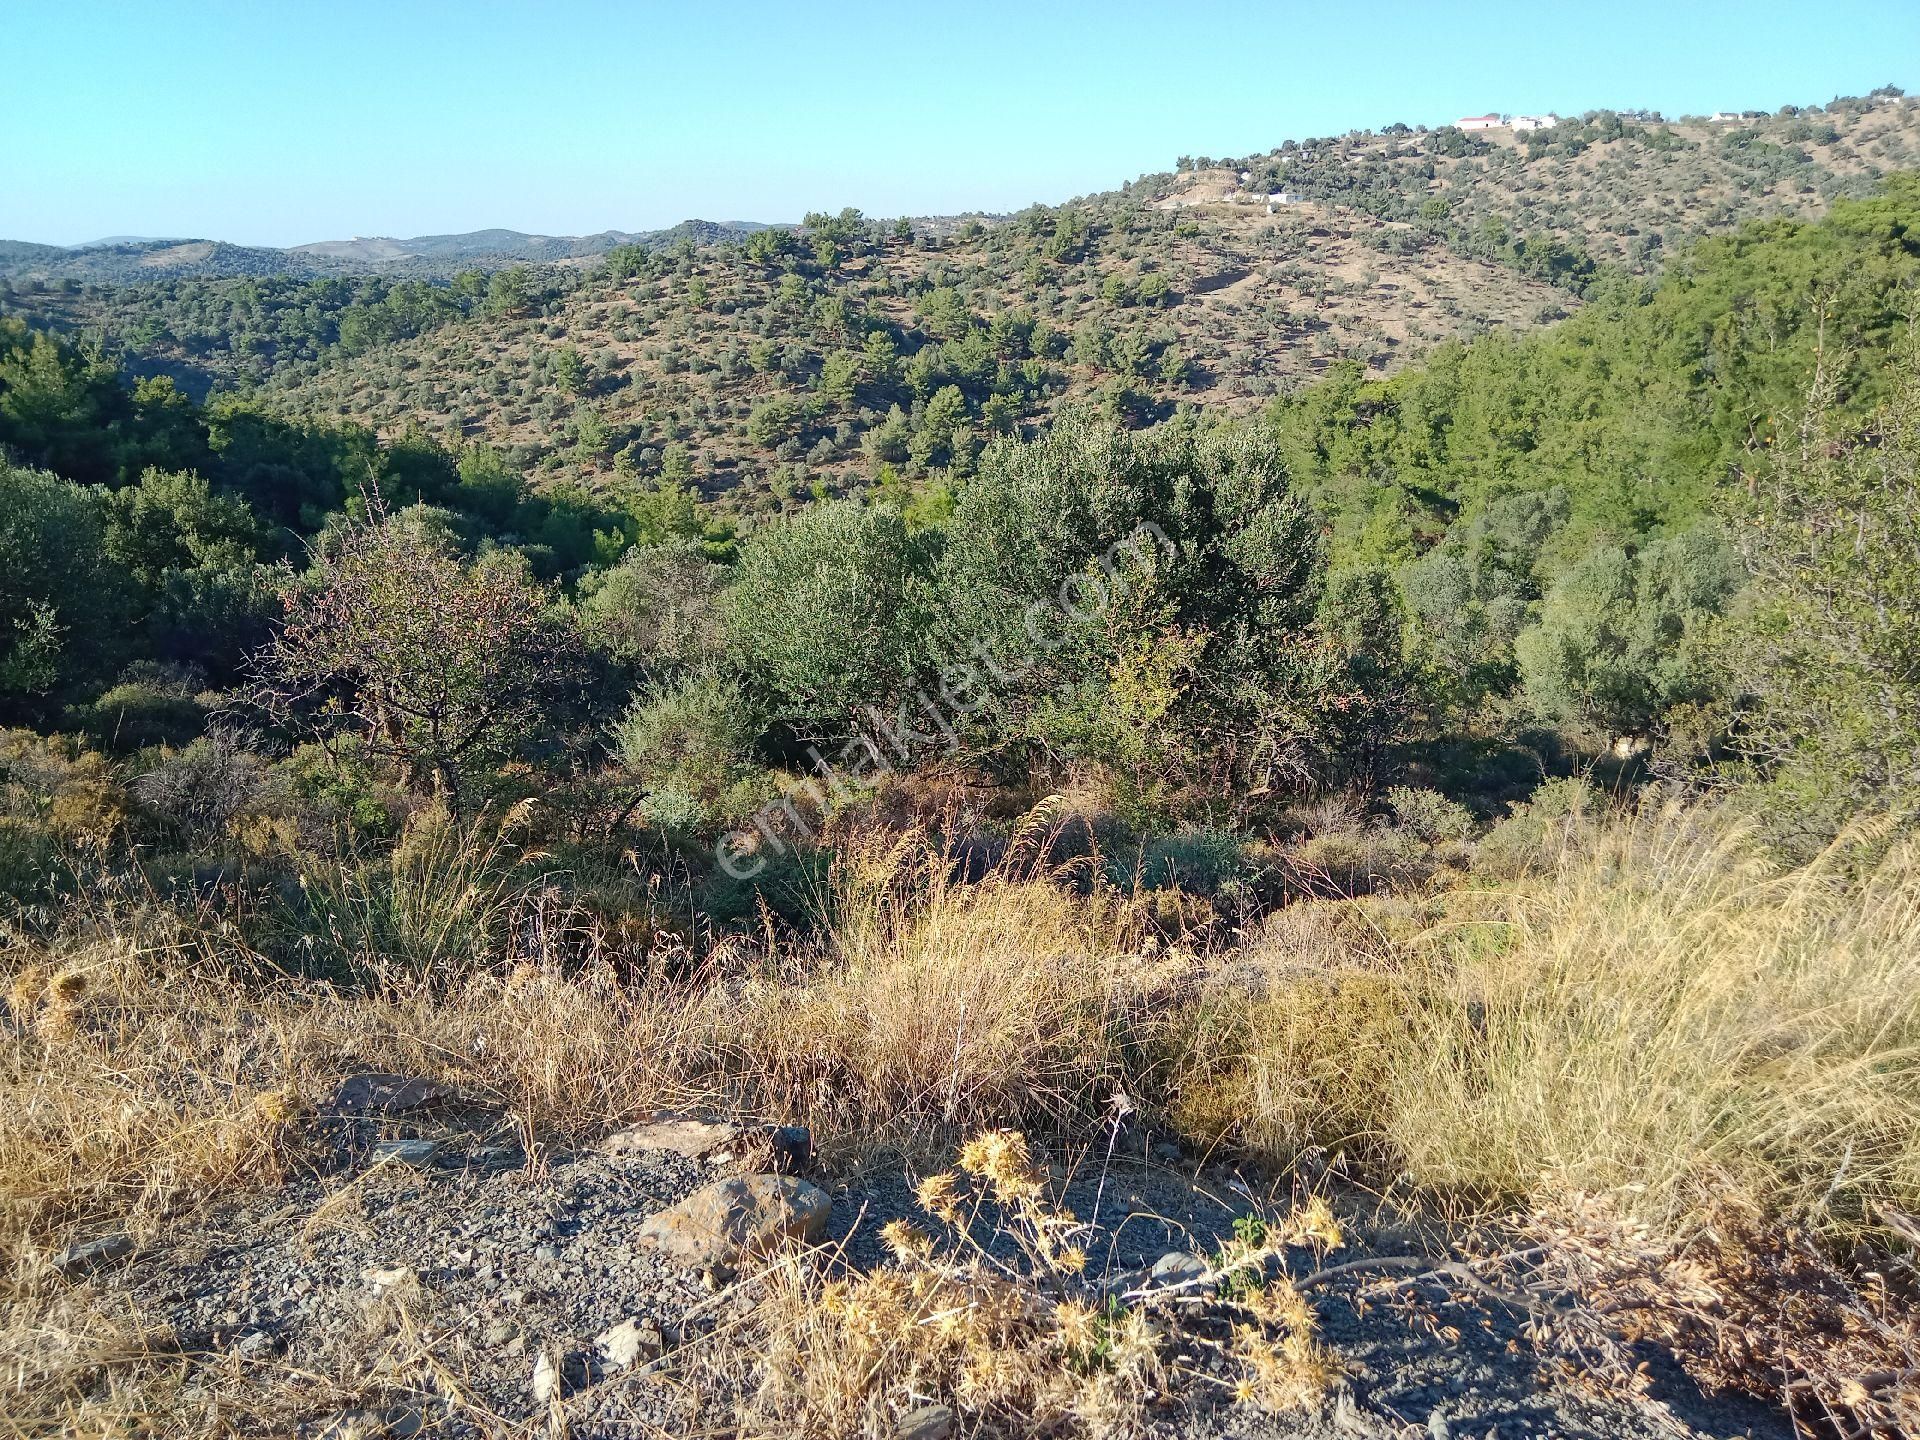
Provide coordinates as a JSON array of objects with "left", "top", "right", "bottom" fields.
[{"left": 48, "top": 1095, "right": 1793, "bottom": 1440}]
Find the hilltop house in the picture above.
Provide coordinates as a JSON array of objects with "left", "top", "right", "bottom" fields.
[
  {"left": 1457, "top": 114, "right": 1503, "bottom": 130},
  {"left": 1266, "top": 191, "right": 1304, "bottom": 211},
  {"left": 1511, "top": 113, "right": 1560, "bottom": 131}
]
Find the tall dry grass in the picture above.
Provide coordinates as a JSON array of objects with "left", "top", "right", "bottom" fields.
[
  {"left": 1393, "top": 804, "right": 1920, "bottom": 1242},
  {"left": 7, "top": 801, "right": 1920, "bottom": 1256}
]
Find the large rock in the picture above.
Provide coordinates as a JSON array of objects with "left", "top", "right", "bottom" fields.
[
  {"left": 603, "top": 1114, "right": 811, "bottom": 1174},
  {"left": 637, "top": 1175, "right": 831, "bottom": 1269}
]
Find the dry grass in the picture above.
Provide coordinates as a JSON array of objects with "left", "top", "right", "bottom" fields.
[
  {"left": 1394, "top": 803, "right": 1920, "bottom": 1243},
  {"left": 3, "top": 800, "right": 1919, "bottom": 1434}
]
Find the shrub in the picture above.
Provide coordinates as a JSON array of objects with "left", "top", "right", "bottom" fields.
[
  {"left": 0, "top": 464, "right": 132, "bottom": 716},
  {"left": 938, "top": 418, "right": 1335, "bottom": 793},
  {"left": 724, "top": 500, "right": 933, "bottom": 740},
  {"left": 1515, "top": 526, "right": 1739, "bottom": 746},
  {"left": 611, "top": 669, "right": 763, "bottom": 830},
  {"left": 579, "top": 539, "right": 725, "bottom": 676}
]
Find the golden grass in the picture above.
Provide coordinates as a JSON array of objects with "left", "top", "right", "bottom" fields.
[
  {"left": 3, "top": 800, "right": 1919, "bottom": 1433},
  {"left": 1393, "top": 803, "right": 1920, "bottom": 1242}
]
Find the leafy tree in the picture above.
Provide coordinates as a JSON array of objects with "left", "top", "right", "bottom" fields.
[
  {"left": 938, "top": 419, "right": 1335, "bottom": 794},
  {"left": 0, "top": 464, "right": 132, "bottom": 714},
  {"left": 1725, "top": 346, "right": 1920, "bottom": 839},
  {"left": 1515, "top": 527, "right": 1739, "bottom": 744},
  {"left": 254, "top": 507, "right": 585, "bottom": 805}
]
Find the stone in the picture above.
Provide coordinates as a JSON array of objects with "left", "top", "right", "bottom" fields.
[
  {"left": 232, "top": 1328, "right": 279, "bottom": 1360},
  {"left": 896, "top": 1404, "right": 956, "bottom": 1440},
  {"left": 531, "top": 1346, "right": 591, "bottom": 1403},
  {"left": 603, "top": 1115, "right": 812, "bottom": 1173},
  {"left": 1150, "top": 1250, "right": 1208, "bottom": 1286},
  {"left": 595, "top": 1315, "right": 665, "bottom": 1370},
  {"left": 361, "top": 1265, "right": 416, "bottom": 1293},
  {"left": 1427, "top": 1411, "right": 1452, "bottom": 1440},
  {"left": 371, "top": 1138, "right": 442, "bottom": 1169},
  {"left": 602, "top": 1115, "right": 745, "bottom": 1158},
  {"left": 51, "top": 1233, "right": 135, "bottom": 1277},
  {"left": 637, "top": 1175, "right": 832, "bottom": 1269},
  {"left": 530, "top": 1351, "right": 562, "bottom": 1405},
  {"left": 324, "top": 1073, "right": 454, "bottom": 1117}
]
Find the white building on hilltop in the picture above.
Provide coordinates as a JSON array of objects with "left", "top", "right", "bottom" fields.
[
  {"left": 1512, "top": 113, "right": 1560, "bottom": 131},
  {"left": 1457, "top": 114, "right": 1503, "bottom": 130}
]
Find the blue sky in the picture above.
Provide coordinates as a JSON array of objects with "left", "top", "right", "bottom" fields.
[{"left": 4, "top": 0, "right": 1915, "bottom": 247}]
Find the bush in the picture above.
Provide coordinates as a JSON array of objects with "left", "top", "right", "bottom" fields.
[
  {"left": 724, "top": 500, "right": 933, "bottom": 740},
  {"left": 611, "top": 669, "right": 764, "bottom": 830},
  {"left": 71, "top": 668, "right": 209, "bottom": 753},
  {"left": 1515, "top": 526, "right": 1739, "bottom": 745},
  {"left": 130, "top": 733, "right": 272, "bottom": 847},
  {"left": 937, "top": 418, "right": 1336, "bottom": 794},
  {"left": 579, "top": 539, "right": 725, "bottom": 676},
  {"left": 0, "top": 464, "right": 132, "bottom": 716}
]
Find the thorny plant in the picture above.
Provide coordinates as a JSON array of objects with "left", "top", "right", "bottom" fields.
[{"left": 745, "top": 1129, "right": 1346, "bottom": 1438}]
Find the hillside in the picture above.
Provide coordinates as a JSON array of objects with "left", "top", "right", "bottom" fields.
[
  {"left": 7, "top": 90, "right": 1916, "bottom": 515},
  {"left": 9, "top": 74, "right": 1920, "bottom": 1440}
]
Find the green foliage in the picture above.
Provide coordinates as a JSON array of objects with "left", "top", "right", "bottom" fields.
[
  {"left": 1723, "top": 343, "right": 1920, "bottom": 843},
  {"left": 724, "top": 500, "right": 933, "bottom": 739},
  {"left": 1515, "top": 527, "right": 1739, "bottom": 743},
  {"left": 611, "top": 668, "right": 763, "bottom": 830},
  {"left": 580, "top": 539, "right": 726, "bottom": 676},
  {"left": 938, "top": 419, "right": 1344, "bottom": 793},
  {"left": 0, "top": 464, "right": 133, "bottom": 715}
]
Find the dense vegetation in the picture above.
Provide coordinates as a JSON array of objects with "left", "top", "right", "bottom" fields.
[{"left": 8, "top": 103, "right": 1920, "bottom": 1440}]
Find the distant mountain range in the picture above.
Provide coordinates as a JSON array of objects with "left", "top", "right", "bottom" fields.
[{"left": 0, "top": 220, "right": 773, "bottom": 283}]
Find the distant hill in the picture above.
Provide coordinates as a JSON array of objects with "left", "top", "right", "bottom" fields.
[
  {"left": 6, "top": 87, "right": 1917, "bottom": 517},
  {"left": 0, "top": 220, "right": 775, "bottom": 283}
]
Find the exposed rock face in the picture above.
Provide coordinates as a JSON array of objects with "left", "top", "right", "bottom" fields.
[{"left": 636, "top": 1175, "right": 831, "bottom": 1270}]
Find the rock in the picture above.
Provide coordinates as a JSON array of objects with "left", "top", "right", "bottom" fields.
[
  {"left": 1427, "top": 1411, "right": 1451, "bottom": 1440},
  {"left": 324, "top": 1073, "right": 454, "bottom": 1117},
  {"left": 896, "top": 1404, "right": 956, "bottom": 1440},
  {"left": 595, "top": 1315, "right": 665, "bottom": 1370},
  {"left": 530, "top": 1351, "right": 562, "bottom": 1405},
  {"left": 51, "top": 1233, "right": 135, "bottom": 1277},
  {"left": 361, "top": 1265, "right": 416, "bottom": 1294},
  {"left": 637, "top": 1174, "right": 832, "bottom": 1269},
  {"left": 603, "top": 1115, "right": 746, "bottom": 1157},
  {"left": 371, "top": 1138, "right": 442, "bottom": 1169},
  {"left": 482, "top": 1319, "right": 518, "bottom": 1347},
  {"left": 531, "top": 1346, "right": 591, "bottom": 1403},
  {"left": 603, "top": 1115, "right": 812, "bottom": 1174},
  {"left": 1150, "top": 1250, "right": 1208, "bottom": 1286},
  {"left": 232, "top": 1328, "right": 279, "bottom": 1360}
]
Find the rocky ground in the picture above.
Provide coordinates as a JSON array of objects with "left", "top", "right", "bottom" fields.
[{"left": 36, "top": 1074, "right": 1793, "bottom": 1439}]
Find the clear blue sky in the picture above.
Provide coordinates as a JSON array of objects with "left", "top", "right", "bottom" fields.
[{"left": 4, "top": 0, "right": 1915, "bottom": 247}]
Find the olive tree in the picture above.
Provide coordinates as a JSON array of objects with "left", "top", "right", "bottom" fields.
[{"left": 255, "top": 508, "right": 585, "bottom": 806}]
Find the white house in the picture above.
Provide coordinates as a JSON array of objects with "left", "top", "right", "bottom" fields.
[
  {"left": 1511, "top": 113, "right": 1560, "bottom": 132},
  {"left": 1457, "top": 114, "right": 1503, "bottom": 131},
  {"left": 1266, "top": 191, "right": 1305, "bottom": 211}
]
